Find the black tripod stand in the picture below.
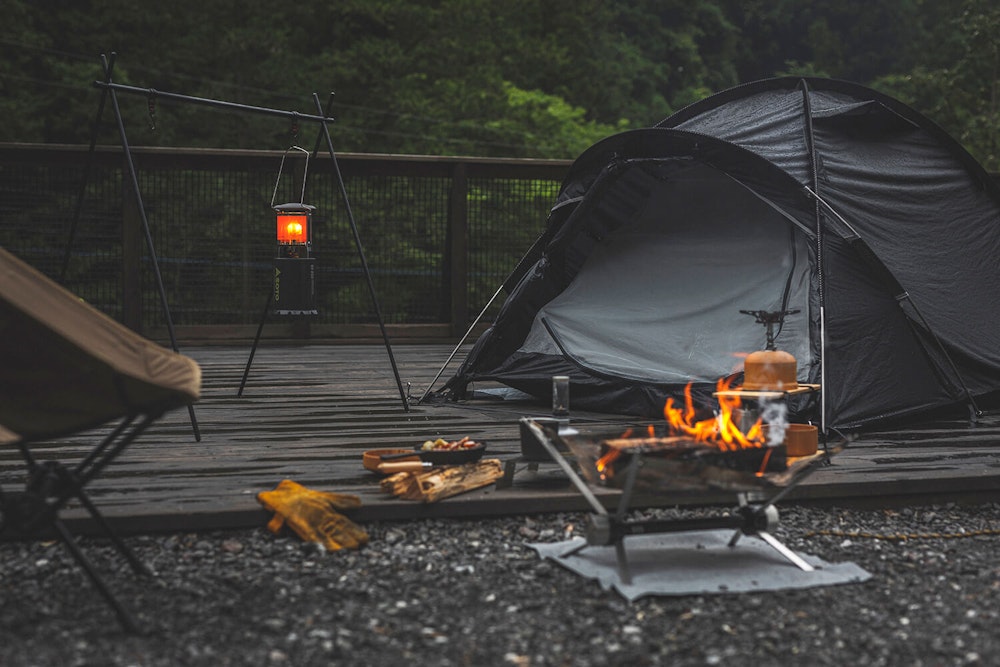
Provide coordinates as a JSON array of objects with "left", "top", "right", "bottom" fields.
[{"left": 68, "top": 53, "right": 409, "bottom": 411}]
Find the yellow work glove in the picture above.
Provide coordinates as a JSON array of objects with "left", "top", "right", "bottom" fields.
[{"left": 257, "top": 479, "right": 369, "bottom": 551}]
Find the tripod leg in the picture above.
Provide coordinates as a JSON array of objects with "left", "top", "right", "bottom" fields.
[
  {"left": 106, "top": 68, "right": 201, "bottom": 442},
  {"left": 312, "top": 93, "right": 409, "bottom": 412},
  {"left": 62, "top": 53, "right": 115, "bottom": 284},
  {"left": 238, "top": 287, "right": 273, "bottom": 397}
]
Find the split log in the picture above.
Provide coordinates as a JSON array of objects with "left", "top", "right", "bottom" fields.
[{"left": 380, "top": 459, "right": 503, "bottom": 503}]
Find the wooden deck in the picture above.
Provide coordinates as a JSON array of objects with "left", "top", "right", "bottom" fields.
[{"left": 4, "top": 344, "right": 1000, "bottom": 536}]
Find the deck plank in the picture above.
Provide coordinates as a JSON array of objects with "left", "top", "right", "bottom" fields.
[{"left": 3, "top": 343, "right": 1000, "bottom": 535}]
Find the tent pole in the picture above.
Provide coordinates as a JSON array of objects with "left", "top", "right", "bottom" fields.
[
  {"left": 798, "top": 79, "right": 828, "bottom": 438},
  {"left": 416, "top": 229, "right": 550, "bottom": 404},
  {"left": 416, "top": 281, "right": 505, "bottom": 405},
  {"left": 904, "top": 300, "right": 982, "bottom": 421},
  {"left": 804, "top": 186, "right": 983, "bottom": 421}
]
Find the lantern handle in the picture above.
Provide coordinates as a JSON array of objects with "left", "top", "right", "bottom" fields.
[{"left": 270, "top": 144, "right": 311, "bottom": 208}]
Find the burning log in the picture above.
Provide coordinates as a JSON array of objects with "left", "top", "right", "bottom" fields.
[
  {"left": 591, "top": 436, "right": 787, "bottom": 493},
  {"left": 544, "top": 427, "right": 804, "bottom": 493},
  {"left": 533, "top": 370, "right": 826, "bottom": 494},
  {"left": 570, "top": 375, "right": 797, "bottom": 490},
  {"left": 554, "top": 427, "right": 838, "bottom": 494},
  {"left": 597, "top": 437, "right": 788, "bottom": 476}
]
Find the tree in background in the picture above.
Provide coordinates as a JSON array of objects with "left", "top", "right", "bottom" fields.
[
  {"left": 723, "top": 0, "right": 928, "bottom": 83},
  {"left": 0, "top": 0, "right": 996, "bottom": 167},
  {"left": 873, "top": 0, "right": 999, "bottom": 170}
]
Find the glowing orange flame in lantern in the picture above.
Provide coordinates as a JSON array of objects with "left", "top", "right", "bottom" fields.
[{"left": 276, "top": 213, "right": 308, "bottom": 244}]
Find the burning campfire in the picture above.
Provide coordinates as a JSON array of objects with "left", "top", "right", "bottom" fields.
[
  {"left": 594, "top": 377, "right": 786, "bottom": 485},
  {"left": 664, "top": 376, "right": 764, "bottom": 449}
]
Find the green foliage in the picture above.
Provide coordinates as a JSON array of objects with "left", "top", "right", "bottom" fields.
[
  {"left": 3, "top": 0, "right": 999, "bottom": 331},
  {"left": 872, "top": 0, "right": 1000, "bottom": 170},
  {"left": 0, "top": 0, "right": 996, "bottom": 164},
  {"left": 725, "top": 0, "right": 928, "bottom": 84},
  {"left": 484, "top": 83, "right": 627, "bottom": 159}
]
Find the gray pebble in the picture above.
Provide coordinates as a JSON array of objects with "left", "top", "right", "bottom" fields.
[{"left": 3, "top": 503, "right": 1000, "bottom": 666}]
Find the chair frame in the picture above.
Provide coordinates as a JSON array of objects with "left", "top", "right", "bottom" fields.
[{"left": 1, "top": 411, "right": 163, "bottom": 634}]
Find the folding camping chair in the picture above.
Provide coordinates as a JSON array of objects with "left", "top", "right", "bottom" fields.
[{"left": 0, "top": 247, "right": 201, "bottom": 633}]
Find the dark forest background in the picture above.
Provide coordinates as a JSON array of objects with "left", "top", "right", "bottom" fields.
[{"left": 1, "top": 0, "right": 997, "bottom": 169}]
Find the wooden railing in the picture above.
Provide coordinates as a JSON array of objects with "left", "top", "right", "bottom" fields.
[
  {"left": 0, "top": 143, "right": 569, "bottom": 343},
  {"left": 1, "top": 143, "right": 997, "bottom": 345}
]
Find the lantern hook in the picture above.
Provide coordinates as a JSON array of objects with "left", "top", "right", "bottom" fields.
[{"left": 270, "top": 144, "right": 311, "bottom": 208}]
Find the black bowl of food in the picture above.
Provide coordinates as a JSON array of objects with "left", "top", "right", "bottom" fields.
[{"left": 381, "top": 437, "right": 487, "bottom": 465}]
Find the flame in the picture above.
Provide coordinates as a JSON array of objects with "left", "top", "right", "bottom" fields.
[
  {"left": 663, "top": 377, "right": 765, "bottom": 451},
  {"left": 276, "top": 213, "right": 308, "bottom": 244},
  {"left": 595, "top": 447, "right": 620, "bottom": 480},
  {"left": 595, "top": 378, "right": 772, "bottom": 482}
]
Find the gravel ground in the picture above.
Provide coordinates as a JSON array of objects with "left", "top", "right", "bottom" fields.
[{"left": 2, "top": 502, "right": 1000, "bottom": 667}]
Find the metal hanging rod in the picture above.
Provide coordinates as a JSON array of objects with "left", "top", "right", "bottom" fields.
[{"left": 93, "top": 81, "right": 335, "bottom": 124}]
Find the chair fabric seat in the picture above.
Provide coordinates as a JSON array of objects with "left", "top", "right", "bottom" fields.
[
  {"left": 0, "top": 246, "right": 201, "bottom": 632},
  {"left": 0, "top": 247, "right": 201, "bottom": 443}
]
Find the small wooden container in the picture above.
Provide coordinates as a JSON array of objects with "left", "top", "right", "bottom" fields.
[{"left": 764, "top": 423, "right": 818, "bottom": 457}]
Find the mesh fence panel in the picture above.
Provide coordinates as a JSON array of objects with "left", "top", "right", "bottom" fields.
[
  {"left": 0, "top": 147, "right": 563, "bottom": 332},
  {"left": 468, "top": 177, "right": 559, "bottom": 320},
  {"left": 0, "top": 160, "right": 124, "bottom": 316}
]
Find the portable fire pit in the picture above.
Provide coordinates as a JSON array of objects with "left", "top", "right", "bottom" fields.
[{"left": 522, "top": 419, "right": 846, "bottom": 584}]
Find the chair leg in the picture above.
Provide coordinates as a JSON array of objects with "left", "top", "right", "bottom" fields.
[
  {"left": 13, "top": 414, "right": 161, "bottom": 634},
  {"left": 51, "top": 518, "right": 142, "bottom": 634},
  {"left": 73, "top": 486, "right": 151, "bottom": 576},
  {"left": 28, "top": 460, "right": 151, "bottom": 576}
]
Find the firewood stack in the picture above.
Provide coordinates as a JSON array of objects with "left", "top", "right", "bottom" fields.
[{"left": 380, "top": 459, "right": 503, "bottom": 503}]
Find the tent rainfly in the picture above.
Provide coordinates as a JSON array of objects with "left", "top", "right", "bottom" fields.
[{"left": 437, "top": 77, "right": 1000, "bottom": 432}]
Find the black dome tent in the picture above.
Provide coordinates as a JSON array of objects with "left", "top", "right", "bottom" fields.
[{"left": 435, "top": 77, "right": 1000, "bottom": 431}]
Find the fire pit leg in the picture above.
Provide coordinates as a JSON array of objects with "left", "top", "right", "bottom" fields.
[
  {"left": 525, "top": 419, "right": 609, "bottom": 517},
  {"left": 558, "top": 540, "right": 590, "bottom": 559},
  {"left": 608, "top": 453, "right": 643, "bottom": 584},
  {"left": 756, "top": 530, "right": 815, "bottom": 572},
  {"left": 577, "top": 513, "right": 634, "bottom": 583},
  {"left": 727, "top": 493, "right": 754, "bottom": 547},
  {"left": 614, "top": 452, "right": 643, "bottom": 521},
  {"left": 615, "top": 539, "right": 632, "bottom": 585},
  {"left": 727, "top": 495, "right": 815, "bottom": 572}
]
